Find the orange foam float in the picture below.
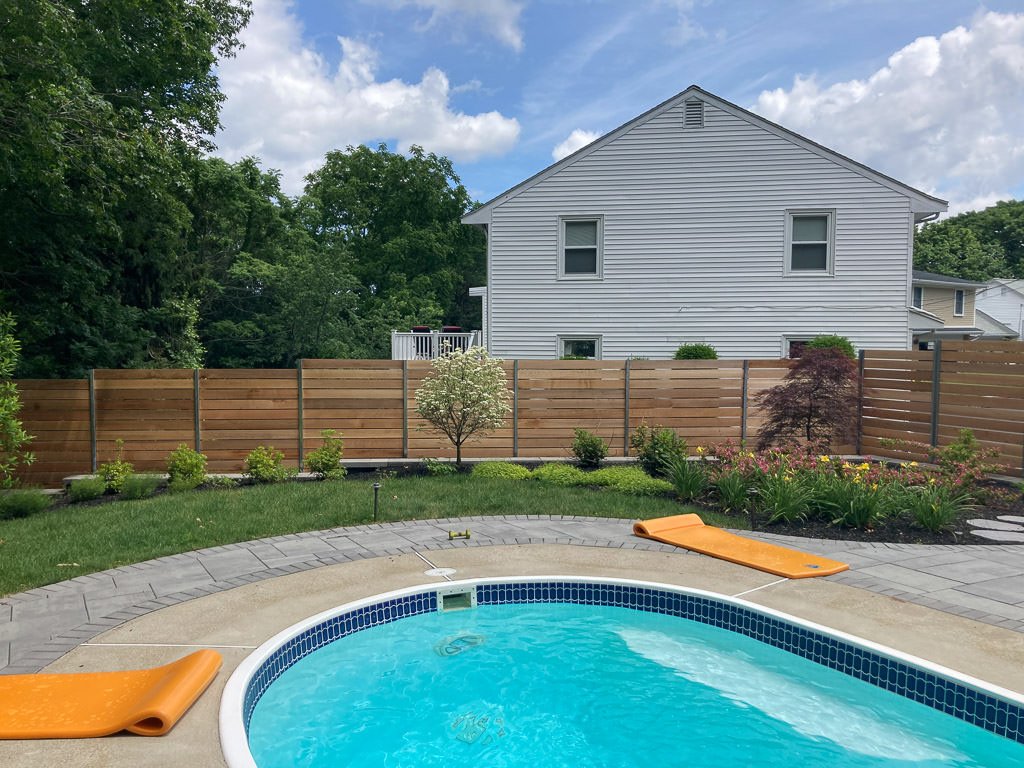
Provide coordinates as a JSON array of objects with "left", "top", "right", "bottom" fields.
[
  {"left": 0, "top": 649, "right": 222, "bottom": 739},
  {"left": 633, "top": 514, "right": 849, "bottom": 579}
]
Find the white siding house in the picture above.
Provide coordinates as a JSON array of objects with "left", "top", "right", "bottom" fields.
[
  {"left": 976, "top": 279, "right": 1024, "bottom": 340},
  {"left": 462, "top": 86, "right": 947, "bottom": 359}
]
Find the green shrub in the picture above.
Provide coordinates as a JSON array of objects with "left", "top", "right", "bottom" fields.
[
  {"left": 665, "top": 456, "right": 709, "bottom": 502},
  {"left": 167, "top": 443, "right": 207, "bottom": 487},
  {"left": 68, "top": 476, "right": 107, "bottom": 503},
  {"left": 586, "top": 466, "right": 673, "bottom": 496},
  {"left": 755, "top": 472, "right": 813, "bottom": 524},
  {"left": 0, "top": 489, "right": 52, "bottom": 520},
  {"left": 423, "top": 457, "right": 458, "bottom": 476},
  {"left": 532, "top": 463, "right": 588, "bottom": 486},
  {"left": 902, "top": 484, "right": 974, "bottom": 533},
  {"left": 121, "top": 474, "right": 163, "bottom": 500},
  {"left": 629, "top": 424, "right": 688, "bottom": 477},
  {"left": 98, "top": 439, "right": 133, "bottom": 493},
  {"left": 805, "top": 334, "right": 856, "bottom": 359},
  {"left": 244, "top": 445, "right": 295, "bottom": 484},
  {"left": 673, "top": 343, "right": 718, "bottom": 360},
  {"left": 572, "top": 428, "right": 608, "bottom": 469},
  {"left": 305, "top": 429, "right": 347, "bottom": 480},
  {"left": 713, "top": 470, "right": 750, "bottom": 513},
  {"left": 471, "top": 462, "right": 532, "bottom": 480}
]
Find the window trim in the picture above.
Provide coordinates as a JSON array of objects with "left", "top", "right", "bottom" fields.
[
  {"left": 954, "top": 289, "right": 965, "bottom": 317},
  {"left": 558, "top": 215, "right": 604, "bottom": 280},
  {"left": 784, "top": 209, "right": 836, "bottom": 276},
  {"left": 912, "top": 286, "right": 923, "bottom": 309},
  {"left": 557, "top": 334, "right": 602, "bottom": 360}
]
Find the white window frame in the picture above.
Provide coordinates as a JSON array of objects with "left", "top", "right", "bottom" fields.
[
  {"left": 954, "top": 289, "right": 965, "bottom": 316},
  {"left": 558, "top": 215, "right": 604, "bottom": 280},
  {"left": 784, "top": 209, "right": 835, "bottom": 276},
  {"left": 912, "top": 286, "right": 923, "bottom": 309},
  {"left": 782, "top": 335, "right": 813, "bottom": 358},
  {"left": 557, "top": 335, "right": 602, "bottom": 360}
]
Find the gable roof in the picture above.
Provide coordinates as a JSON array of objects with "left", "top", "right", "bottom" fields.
[
  {"left": 979, "top": 278, "right": 1024, "bottom": 298},
  {"left": 976, "top": 309, "right": 1020, "bottom": 339},
  {"left": 912, "top": 270, "right": 987, "bottom": 289},
  {"left": 464, "top": 84, "right": 947, "bottom": 225}
]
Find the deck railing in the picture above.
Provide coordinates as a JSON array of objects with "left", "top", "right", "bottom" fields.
[{"left": 390, "top": 330, "right": 481, "bottom": 360}]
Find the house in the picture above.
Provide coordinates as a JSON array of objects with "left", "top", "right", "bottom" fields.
[
  {"left": 462, "top": 85, "right": 947, "bottom": 359},
  {"left": 975, "top": 278, "right": 1024, "bottom": 341},
  {"left": 908, "top": 270, "right": 990, "bottom": 348}
]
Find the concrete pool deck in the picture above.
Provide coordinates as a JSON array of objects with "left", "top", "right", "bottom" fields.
[{"left": 2, "top": 517, "right": 1024, "bottom": 766}]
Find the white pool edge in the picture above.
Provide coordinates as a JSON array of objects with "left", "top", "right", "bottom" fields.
[{"left": 219, "top": 575, "right": 1024, "bottom": 768}]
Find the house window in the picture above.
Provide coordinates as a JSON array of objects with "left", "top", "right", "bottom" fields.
[
  {"left": 559, "top": 336, "right": 601, "bottom": 359},
  {"left": 912, "top": 286, "right": 923, "bottom": 309},
  {"left": 954, "top": 289, "right": 965, "bottom": 317},
  {"left": 786, "top": 339, "right": 810, "bottom": 358},
  {"left": 785, "top": 210, "right": 834, "bottom": 274},
  {"left": 559, "top": 216, "right": 603, "bottom": 278}
]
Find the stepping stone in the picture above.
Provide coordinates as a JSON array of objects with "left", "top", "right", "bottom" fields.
[
  {"left": 970, "top": 529, "right": 1024, "bottom": 543},
  {"left": 998, "top": 516, "right": 1024, "bottom": 524},
  {"left": 966, "top": 519, "right": 1024, "bottom": 532}
]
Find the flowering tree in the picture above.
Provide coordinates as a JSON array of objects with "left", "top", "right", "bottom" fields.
[{"left": 415, "top": 347, "right": 512, "bottom": 466}]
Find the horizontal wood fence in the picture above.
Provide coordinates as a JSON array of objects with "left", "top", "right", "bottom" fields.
[{"left": 10, "top": 341, "right": 1024, "bottom": 486}]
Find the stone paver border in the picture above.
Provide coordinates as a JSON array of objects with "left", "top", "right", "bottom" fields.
[{"left": 2, "top": 516, "right": 1023, "bottom": 674}]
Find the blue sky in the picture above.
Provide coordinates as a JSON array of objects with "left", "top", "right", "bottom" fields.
[{"left": 214, "top": 1, "right": 1024, "bottom": 214}]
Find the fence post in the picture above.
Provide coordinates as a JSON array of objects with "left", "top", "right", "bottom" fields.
[
  {"left": 402, "top": 360, "right": 409, "bottom": 458},
  {"left": 513, "top": 360, "right": 519, "bottom": 458},
  {"left": 88, "top": 370, "right": 97, "bottom": 473},
  {"left": 193, "top": 368, "right": 202, "bottom": 452},
  {"left": 856, "top": 350, "right": 865, "bottom": 455},
  {"left": 930, "top": 339, "right": 942, "bottom": 447},
  {"left": 740, "top": 360, "right": 749, "bottom": 443},
  {"left": 296, "top": 360, "right": 304, "bottom": 470},
  {"left": 623, "top": 359, "right": 631, "bottom": 456}
]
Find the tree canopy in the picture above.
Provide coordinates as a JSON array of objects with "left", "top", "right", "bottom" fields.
[
  {"left": 1, "top": 2, "right": 484, "bottom": 377},
  {"left": 914, "top": 200, "right": 1024, "bottom": 281}
]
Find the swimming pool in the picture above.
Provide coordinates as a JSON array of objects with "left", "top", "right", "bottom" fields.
[{"left": 220, "top": 577, "right": 1024, "bottom": 767}]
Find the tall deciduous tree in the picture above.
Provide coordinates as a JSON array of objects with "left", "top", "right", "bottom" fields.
[{"left": 913, "top": 199, "right": 1024, "bottom": 280}]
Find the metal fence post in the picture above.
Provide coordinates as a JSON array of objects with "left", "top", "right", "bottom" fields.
[
  {"left": 930, "top": 340, "right": 942, "bottom": 447},
  {"left": 193, "top": 368, "right": 202, "bottom": 452},
  {"left": 741, "top": 360, "right": 749, "bottom": 444},
  {"left": 623, "top": 359, "right": 631, "bottom": 456},
  {"left": 402, "top": 360, "right": 409, "bottom": 458},
  {"left": 88, "top": 370, "right": 97, "bottom": 473},
  {"left": 296, "top": 360, "right": 304, "bottom": 470},
  {"left": 513, "top": 360, "right": 519, "bottom": 458},
  {"left": 856, "top": 350, "right": 865, "bottom": 455}
]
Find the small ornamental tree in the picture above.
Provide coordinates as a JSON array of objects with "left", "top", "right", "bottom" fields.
[
  {"left": 415, "top": 347, "right": 512, "bottom": 466},
  {"left": 756, "top": 347, "right": 859, "bottom": 450},
  {"left": 0, "top": 314, "right": 34, "bottom": 487}
]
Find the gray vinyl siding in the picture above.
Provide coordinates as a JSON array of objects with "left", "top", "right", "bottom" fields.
[
  {"left": 486, "top": 100, "right": 913, "bottom": 359},
  {"left": 976, "top": 284, "right": 1024, "bottom": 337}
]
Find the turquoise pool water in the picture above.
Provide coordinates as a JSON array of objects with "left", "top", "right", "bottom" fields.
[{"left": 247, "top": 602, "right": 1023, "bottom": 767}]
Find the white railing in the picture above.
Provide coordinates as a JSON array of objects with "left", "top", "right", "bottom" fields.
[{"left": 391, "top": 330, "right": 481, "bottom": 360}]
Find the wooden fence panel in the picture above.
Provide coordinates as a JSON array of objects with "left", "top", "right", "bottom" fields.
[
  {"left": 15, "top": 380, "right": 91, "bottom": 486},
  {"left": 405, "top": 360, "right": 515, "bottom": 458},
  {"left": 743, "top": 360, "right": 791, "bottom": 447},
  {"left": 517, "top": 360, "right": 626, "bottom": 457},
  {"left": 860, "top": 350, "right": 934, "bottom": 463},
  {"left": 629, "top": 360, "right": 746, "bottom": 451},
  {"left": 200, "top": 369, "right": 298, "bottom": 472},
  {"left": 938, "top": 341, "right": 1024, "bottom": 476},
  {"left": 301, "top": 360, "right": 404, "bottom": 459},
  {"left": 94, "top": 369, "right": 195, "bottom": 471}
]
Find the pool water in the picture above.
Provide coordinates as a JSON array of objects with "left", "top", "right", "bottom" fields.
[{"left": 247, "top": 602, "right": 1023, "bottom": 767}]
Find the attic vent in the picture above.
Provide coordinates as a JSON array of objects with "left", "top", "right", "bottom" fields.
[{"left": 684, "top": 99, "right": 704, "bottom": 129}]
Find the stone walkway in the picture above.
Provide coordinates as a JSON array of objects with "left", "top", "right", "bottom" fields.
[{"left": 2, "top": 516, "right": 1023, "bottom": 674}]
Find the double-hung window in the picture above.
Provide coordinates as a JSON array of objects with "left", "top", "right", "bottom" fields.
[
  {"left": 785, "top": 210, "right": 835, "bottom": 274},
  {"left": 912, "top": 286, "right": 923, "bottom": 309},
  {"left": 954, "top": 289, "right": 965, "bottom": 316},
  {"left": 559, "top": 216, "right": 603, "bottom": 278}
]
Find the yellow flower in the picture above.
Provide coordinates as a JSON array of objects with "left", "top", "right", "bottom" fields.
[
  {"left": 842, "top": 462, "right": 853, "bottom": 470},
  {"left": 818, "top": 455, "right": 830, "bottom": 463},
  {"left": 928, "top": 477, "right": 936, "bottom": 485},
  {"left": 696, "top": 446, "right": 705, "bottom": 455},
  {"left": 909, "top": 461, "right": 918, "bottom": 467},
  {"left": 857, "top": 462, "right": 870, "bottom": 471},
  {"left": 871, "top": 483, "right": 878, "bottom": 491}
]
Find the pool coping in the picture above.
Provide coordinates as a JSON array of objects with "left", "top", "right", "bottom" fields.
[{"left": 3, "top": 515, "right": 1024, "bottom": 674}]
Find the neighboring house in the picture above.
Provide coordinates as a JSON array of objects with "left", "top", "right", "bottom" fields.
[
  {"left": 462, "top": 85, "right": 947, "bottom": 360},
  {"left": 908, "top": 270, "right": 988, "bottom": 348},
  {"left": 975, "top": 279, "right": 1024, "bottom": 341}
]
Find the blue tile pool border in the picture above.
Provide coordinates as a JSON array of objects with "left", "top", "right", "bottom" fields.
[{"left": 240, "top": 579, "right": 1024, "bottom": 745}]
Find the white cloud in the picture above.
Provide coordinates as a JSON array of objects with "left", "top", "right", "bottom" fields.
[
  {"left": 378, "top": 0, "right": 525, "bottom": 52},
  {"left": 751, "top": 11, "right": 1024, "bottom": 215},
  {"left": 214, "top": 0, "right": 520, "bottom": 194},
  {"left": 552, "top": 129, "right": 601, "bottom": 161}
]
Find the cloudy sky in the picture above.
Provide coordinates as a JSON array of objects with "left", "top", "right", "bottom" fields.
[{"left": 213, "top": 1, "right": 1024, "bottom": 215}]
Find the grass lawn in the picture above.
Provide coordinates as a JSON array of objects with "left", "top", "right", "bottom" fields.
[{"left": 0, "top": 475, "right": 739, "bottom": 596}]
